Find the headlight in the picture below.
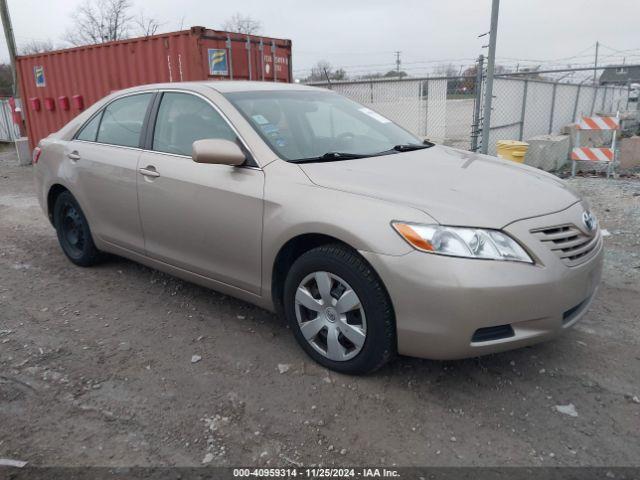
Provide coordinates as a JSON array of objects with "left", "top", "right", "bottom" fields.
[{"left": 392, "top": 222, "right": 533, "bottom": 263}]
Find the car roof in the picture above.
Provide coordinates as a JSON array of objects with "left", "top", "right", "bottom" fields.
[
  {"left": 206, "top": 81, "right": 321, "bottom": 93},
  {"left": 117, "top": 80, "right": 323, "bottom": 95}
]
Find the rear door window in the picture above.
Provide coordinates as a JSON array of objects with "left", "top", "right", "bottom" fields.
[
  {"left": 96, "top": 93, "right": 153, "bottom": 148},
  {"left": 152, "top": 92, "right": 237, "bottom": 156}
]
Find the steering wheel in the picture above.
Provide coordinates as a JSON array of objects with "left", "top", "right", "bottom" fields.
[{"left": 336, "top": 132, "right": 355, "bottom": 147}]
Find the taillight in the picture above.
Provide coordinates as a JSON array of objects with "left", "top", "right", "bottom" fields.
[{"left": 32, "top": 147, "right": 42, "bottom": 165}]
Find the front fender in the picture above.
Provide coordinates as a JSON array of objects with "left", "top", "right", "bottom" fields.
[{"left": 260, "top": 160, "right": 436, "bottom": 302}]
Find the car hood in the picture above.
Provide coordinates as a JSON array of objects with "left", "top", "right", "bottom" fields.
[{"left": 298, "top": 145, "right": 581, "bottom": 228}]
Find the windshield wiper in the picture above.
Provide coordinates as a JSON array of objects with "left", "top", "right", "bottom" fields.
[
  {"left": 293, "top": 152, "right": 368, "bottom": 163},
  {"left": 293, "top": 141, "right": 434, "bottom": 163},
  {"left": 391, "top": 142, "right": 433, "bottom": 152}
]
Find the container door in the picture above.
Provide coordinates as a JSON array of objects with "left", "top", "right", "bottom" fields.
[{"left": 136, "top": 92, "right": 264, "bottom": 294}]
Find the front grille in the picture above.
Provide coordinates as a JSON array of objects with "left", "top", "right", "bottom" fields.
[{"left": 531, "top": 224, "right": 599, "bottom": 267}]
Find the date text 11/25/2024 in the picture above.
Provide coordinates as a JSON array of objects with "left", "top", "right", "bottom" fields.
[{"left": 232, "top": 468, "right": 400, "bottom": 478}]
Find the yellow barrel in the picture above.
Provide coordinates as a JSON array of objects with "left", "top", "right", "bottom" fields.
[{"left": 497, "top": 140, "right": 529, "bottom": 163}]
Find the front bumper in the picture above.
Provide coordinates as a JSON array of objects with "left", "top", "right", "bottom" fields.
[{"left": 361, "top": 203, "right": 604, "bottom": 360}]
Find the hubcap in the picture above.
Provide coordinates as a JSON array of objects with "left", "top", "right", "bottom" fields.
[{"left": 294, "top": 271, "right": 367, "bottom": 362}]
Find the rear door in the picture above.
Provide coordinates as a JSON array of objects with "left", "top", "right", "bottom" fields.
[
  {"left": 136, "top": 91, "right": 264, "bottom": 294},
  {"left": 67, "top": 92, "right": 154, "bottom": 254}
]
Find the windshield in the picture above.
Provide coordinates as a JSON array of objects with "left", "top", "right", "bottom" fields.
[{"left": 224, "top": 90, "right": 426, "bottom": 162}]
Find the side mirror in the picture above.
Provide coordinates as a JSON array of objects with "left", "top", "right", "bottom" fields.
[{"left": 192, "top": 139, "right": 246, "bottom": 166}]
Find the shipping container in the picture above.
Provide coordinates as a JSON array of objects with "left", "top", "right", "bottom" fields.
[{"left": 16, "top": 26, "right": 293, "bottom": 150}]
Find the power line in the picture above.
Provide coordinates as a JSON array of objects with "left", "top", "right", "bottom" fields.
[
  {"left": 294, "top": 43, "right": 640, "bottom": 79},
  {"left": 494, "top": 43, "right": 597, "bottom": 64}
]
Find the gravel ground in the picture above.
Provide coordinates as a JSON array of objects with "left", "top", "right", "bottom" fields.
[{"left": 1, "top": 147, "right": 639, "bottom": 468}]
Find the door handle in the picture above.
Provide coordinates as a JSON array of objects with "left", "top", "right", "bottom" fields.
[
  {"left": 138, "top": 166, "right": 160, "bottom": 178},
  {"left": 67, "top": 151, "right": 80, "bottom": 161}
]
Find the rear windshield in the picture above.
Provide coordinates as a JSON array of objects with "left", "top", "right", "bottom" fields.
[{"left": 224, "top": 90, "right": 423, "bottom": 162}]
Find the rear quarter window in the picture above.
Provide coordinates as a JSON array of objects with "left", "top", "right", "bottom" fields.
[
  {"left": 75, "top": 112, "right": 102, "bottom": 142},
  {"left": 96, "top": 93, "right": 153, "bottom": 148}
]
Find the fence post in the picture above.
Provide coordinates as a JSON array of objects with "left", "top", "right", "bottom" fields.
[
  {"left": 548, "top": 82, "right": 558, "bottom": 134},
  {"left": 471, "top": 54, "right": 484, "bottom": 151},
  {"left": 601, "top": 85, "right": 607, "bottom": 111},
  {"left": 480, "top": 0, "right": 500, "bottom": 154},
  {"left": 518, "top": 79, "right": 528, "bottom": 141},
  {"left": 590, "top": 85, "right": 597, "bottom": 115},
  {"left": 423, "top": 79, "right": 430, "bottom": 138},
  {"left": 572, "top": 84, "right": 582, "bottom": 122},
  {"left": 369, "top": 80, "right": 374, "bottom": 103}
]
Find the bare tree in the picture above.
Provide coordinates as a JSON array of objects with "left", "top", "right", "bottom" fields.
[
  {"left": 0, "top": 63, "right": 14, "bottom": 96},
  {"left": 308, "top": 60, "right": 333, "bottom": 82},
  {"left": 383, "top": 69, "right": 407, "bottom": 78},
  {"left": 18, "top": 39, "right": 56, "bottom": 55},
  {"left": 135, "top": 11, "right": 162, "bottom": 37},
  {"left": 64, "top": 0, "right": 134, "bottom": 46},
  {"left": 222, "top": 13, "right": 262, "bottom": 35},
  {"left": 433, "top": 63, "right": 459, "bottom": 77},
  {"left": 305, "top": 61, "right": 349, "bottom": 82}
]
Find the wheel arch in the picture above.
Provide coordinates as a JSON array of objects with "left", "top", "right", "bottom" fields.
[
  {"left": 47, "top": 183, "right": 71, "bottom": 225},
  {"left": 270, "top": 232, "right": 393, "bottom": 321}
]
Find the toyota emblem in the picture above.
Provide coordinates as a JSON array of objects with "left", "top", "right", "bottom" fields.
[{"left": 582, "top": 211, "right": 596, "bottom": 232}]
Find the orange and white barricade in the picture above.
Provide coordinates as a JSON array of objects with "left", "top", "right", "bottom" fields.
[{"left": 571, "top": 113, "right": 620, "bottom": 178}]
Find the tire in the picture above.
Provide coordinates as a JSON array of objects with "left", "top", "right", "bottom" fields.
[
  {"left": 283, "top": 244, "right": 396, "bottom": 375},
  {"left": 53, "top": 191, "right": 102, "bottom": 267}
]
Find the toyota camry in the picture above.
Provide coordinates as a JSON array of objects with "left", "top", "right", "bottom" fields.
[{"left": 33, "top": 81, "right": 603, "bottom": 374}]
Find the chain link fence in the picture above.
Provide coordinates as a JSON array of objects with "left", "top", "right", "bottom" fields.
[
  {"left": 486, "top": 75, "right": 630, "bottom": 155},
  {"left": 307, "top": 76, "right": 477, "bottom": 150},
  {"left": 306, "top": 66, "right": 635, "bottom": 157}
]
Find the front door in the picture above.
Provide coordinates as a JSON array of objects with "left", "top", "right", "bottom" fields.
[{"left": 136, "top": 92, "right": 264, "bottom": 294}]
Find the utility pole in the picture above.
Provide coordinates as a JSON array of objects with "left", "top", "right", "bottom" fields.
[
  {"left": 593, "top": 41, "right": 599, "bottom": 84},
  {"left": 394, "top": 51, "right": 401, "bottom": 73},
  {"left": 0, "top": 0, "right": 20, "bottom": 98},
  {"left": 480, "top": 0, "right": 499, "bottom": 154}
]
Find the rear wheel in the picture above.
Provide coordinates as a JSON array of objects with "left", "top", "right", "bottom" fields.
[
  {"left": 53, "top": 191, "right": 102, "bottom": 267},
  {"left": 283, "top": 244, "right": 395, "bottom": 374}
]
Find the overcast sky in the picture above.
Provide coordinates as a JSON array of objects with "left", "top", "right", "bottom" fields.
[{"left": 3, "top": 0, "right": 639, "bottom": 79}]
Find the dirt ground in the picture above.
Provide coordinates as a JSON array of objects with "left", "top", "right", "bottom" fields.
[{"left": 1, "top": 146, "right": 639, "bottom": 468}]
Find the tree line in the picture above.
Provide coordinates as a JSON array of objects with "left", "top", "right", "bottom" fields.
[{"left": 16, "top": 0, "right": 261, "bottom": 55}]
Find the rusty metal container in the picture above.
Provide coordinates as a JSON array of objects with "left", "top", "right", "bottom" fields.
[{"left": 16, "top": 26, "right": 293, "bottom": 149}]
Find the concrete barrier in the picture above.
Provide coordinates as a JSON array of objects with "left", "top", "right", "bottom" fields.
[
  {"left": 524, "top": 134, "right": 570, "bottom": 172},
  {"left": 619, "top": 136, "right": 640, "bottom": 170},
  {"left": 15, "top": 138, "right": 31, "bottom": 166}
]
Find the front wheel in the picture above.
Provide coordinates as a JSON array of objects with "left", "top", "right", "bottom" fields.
[
  {"left": 283, "top": 244, "right": 396, "bottom": 374},
  {"left": 53, "top": 191, "right": 102, "bottom": 267}
]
